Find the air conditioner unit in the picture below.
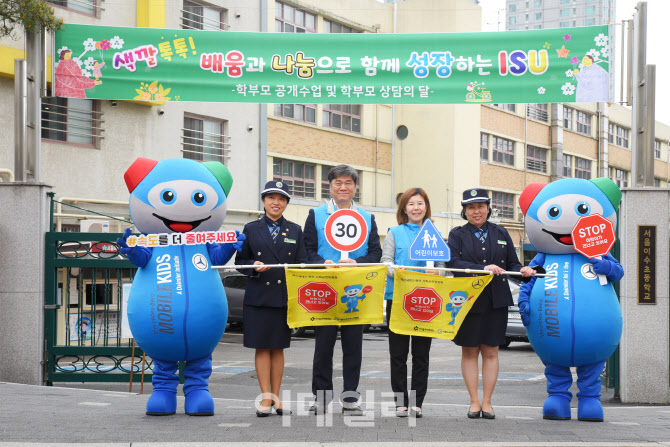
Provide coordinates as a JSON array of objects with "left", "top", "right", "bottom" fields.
[{"left": 80, "top": 219, "right": 110, "bottom": 233}]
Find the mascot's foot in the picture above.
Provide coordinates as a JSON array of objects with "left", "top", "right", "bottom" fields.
[
  {"left": 185, "top": 389, "right": 215, "bottom": 416},
  {"left": 344, "top": 310, "right": 351, "bottom": 313},
  {"left": 146, "top": 390, "right": 177, "bottom": 416},
  {"left": 542, "top": 395, "right": 572, "bottom": 420},
  {"left": 353, "top": 309, "right": 359, "bottom": 312},
  {"left": 577, "top": 397, "right": 604, "bottom": 422}
]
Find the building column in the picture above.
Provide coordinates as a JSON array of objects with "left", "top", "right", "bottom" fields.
[
  {"left": 0, "top": 183, "right": 51, "bottom": 385},
  {"left": 598, "top": 102, "right": 610, "bottom": 178},
  {"left": 550, "top": 103, "right": 564, "bottom": 182},
  {"left": 618, "top": 188, "right": 670, "bottom": 403}
]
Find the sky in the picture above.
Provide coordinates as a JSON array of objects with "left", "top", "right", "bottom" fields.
[{"left": 479, "top": 0, "right": 670, "bottom": 125}]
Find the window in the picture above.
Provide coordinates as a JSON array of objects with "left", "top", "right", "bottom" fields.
[
  {"left": 493, "top": 103, "right": 516, "bottom": 113},
  {"left": 586, "top": 6, "right": 596, "bottom": 15},
  {"left": 534, "top": 0, "right": 542, "bottom": 7},
  {"left": 610, "top": 167, "right": 628, "bottom": 188},
  {"left": 560, "top": 9, "right": 571, "bottom": 17},
  {"left": 576, "top": 111, "right": 591, "bottom": 135},
  {"left": 480, "top": 133, "right": 489, "bottom": 161},
  {"left": 560, "top": 21, "right": 570, "bottom": 28},
  {"left": 654, "top": 178, "right": 661, "bottom": 187},
  {"left": 534, "top": 12, "right": 542, "bottom": 20},
  {"left": 320, "top": 166, "right": 360, "bottom": 202},
  {"left": 527, "top": 103, "right": 548, "bottom": 122},
  {"left": 491, "top": 192, "right": 515, "bottom": 220},
  {"left": 533, "top": 24, "right": 542, "bottom": 29},
  {"left": 275, "top": 1, "right": 315, "bottom": 33},
  {"left": 42, "top": 97, "right": 101, "bottom": 146},
  {"left": 492, "top": 136, "right": 515, "bottom": 166},
  {"left": 608, "top": 123, "right": 614, "bottom": 143},
  {"left": 324, "top": 19, "right": 360, "bottom": 34},
  {"left": 563, "top": 107, "right": 573, "bottom": 130},
  {"left": 274, "top": 103, "right": 316, "bottom": 124},
  {"left": 509, "top": 4, "right": 516, "bottom": 12},
  {"left": 85, "top": 283, "right": 112, "bottom": 306},
  {"left": 182, "top": 116, "right": 229, "bottom": 162},
  {"left": 182, "top": 0, "right": 227, "bottom": 31},
  {"left": 526, "top": 146, "right": 547, "bottom": 173},
  {"left": 585, "top": 18, "right": 595, "bottom": 26},
  {"left": 616, "top": 126, "right": 629, "bottom": 148},
  {"left": 525, "top": 14, "right": 529, "bottom": 21},
  {"left": 575, "top": 157, "right": 592, "bottom": 180},
  {"left": 563, "top": 154, "right": 573, "bottom": 177},
  {"left": 273, "top": 159, "right": 316, "bottom": 199},
  {"left": 560, "top": 0, "right": 570, "bottom": 4},
  {"left": 509, "top": 16, "right": 517, "bottom": 25},
  {"left": 654, "top": 140, "right": 661, "bottom": 159},
  {"left": 323, "top": 104, "right": 361, "bottom": 133},
  {"left": 47, "top": 0, "right": 96, "bottom": 15}
]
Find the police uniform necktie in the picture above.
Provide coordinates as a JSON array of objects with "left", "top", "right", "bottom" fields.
[
  {"left": 474, "top": 229, "right": 486, "bottom": 243},
  {"left": 270, "top": 222, "right": 279, "bottom": 241}
]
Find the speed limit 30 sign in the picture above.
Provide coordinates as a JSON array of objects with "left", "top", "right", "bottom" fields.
[{"left": 325, "top": 209, "right": 368, "bottom": 254}]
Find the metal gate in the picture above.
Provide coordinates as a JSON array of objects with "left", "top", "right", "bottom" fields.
[{"left": 44, "top": 197, "right": 152, "bottom": 384}]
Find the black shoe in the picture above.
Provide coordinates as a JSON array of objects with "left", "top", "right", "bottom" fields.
[
  {"left": 482, "top": 410, "right": 495, "bottom": 419},
  {"left": 309, "top": 403, "right": 326, "bottom": 415},
  {"left": 410, "top": 407, "right": 422, "bottom": 418},
  {"left": 272, "top": 403, "right": 292, "bottom": 416},
  {"left": 467, "top": 410, "right": 481, "bottom": 419},
  {"left": 256, "top": 406, "right": 272, "bottom": 417}
]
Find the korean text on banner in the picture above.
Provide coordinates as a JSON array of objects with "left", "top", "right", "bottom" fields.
[
  {"left": 285, "top": 266, "right": 386, "bottom": 328},
  {"left": 54, "top": 24, "right": 610, "bottom": 104},
  {"left": 390, "top": 269, "right": 493, "bottom": 340}
]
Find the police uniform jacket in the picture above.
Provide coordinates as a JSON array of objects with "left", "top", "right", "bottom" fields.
[
  {"left": 235, "top": 216, "right": 308, "bottom": 307},
  {"left": 446, "top": 221, "right": 522, "bottom": 313}
]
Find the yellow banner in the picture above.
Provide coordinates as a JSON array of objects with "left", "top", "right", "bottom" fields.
[
  {"left": 390, "top": 269, "right": 493, "bottom": 339},
  {"left": 285, "top": 266, "right": 386, "bottom": 328}
]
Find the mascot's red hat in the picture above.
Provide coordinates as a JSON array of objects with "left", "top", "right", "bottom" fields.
[
  {"left": 518, "top": 183, "right": 546, "bottom": 216},
  {"left": 124, "top": 157, "right": 159, "bottom": 193}
]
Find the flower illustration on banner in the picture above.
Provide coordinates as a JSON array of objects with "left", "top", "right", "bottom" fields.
[
  {"left": 595, "top": 33, "right": 609, "bottom": 47},
  {"left": 537, "top": 87, "right": 546, "bottom": 94},
  {"left": 543, "top": 42, "right": 551, "bottom": 49},
  {"left": 81, "top": 69, "right": 92, "bottom": 78},
  {"left": 586, "top": 49, "right": 600, "bottom": 60},
  {"left": 600, "top": 45, "right": 610, "bottom": 58},
  {"left": 84, "top": 57, "right": 96, "bottom": 69},
  {"left": 83, "top": 38, "right": 96, "bottom": 52},
  {"left": 565, "top": 69, "right": 574, "bottom": 78},
  {"left": 134, "top": 81, "right": 172, "bottom": 101},
  {"left": 561, "top": 82, "right": 576, "bottom": 96},
  {"left": 73, "top": 57, "right": 83, "bottom": 68},
  {"left": 110, "top": 36, "right": 124, "bottom": 50}
]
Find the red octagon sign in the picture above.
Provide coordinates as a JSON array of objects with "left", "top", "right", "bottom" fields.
[
  {"left": 298, "top": 282, "right": 338, "bottom": 313},
  {"left": 571, "top": 214, "right": 616, "bottom": 259},
  {"left": 403, "top": 287, "right": 443, "bottom": 322}
]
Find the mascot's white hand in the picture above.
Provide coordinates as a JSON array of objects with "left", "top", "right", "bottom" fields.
[
  {"left": 116, "top": 228, "right": 134, "bottom": 255},
  {"left": 233, "top": 231, "right": 246, "bottom": 252}
]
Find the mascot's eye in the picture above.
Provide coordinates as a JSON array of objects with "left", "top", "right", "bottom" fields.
[
  {"left": 160, "top": 189, "right": 177, "bottom": 205},
  {"left": 547, "top": 205, "right": 562, "bottom": 220},
  {"left": 191, "top": 190, "right": 206, "bottom": 206},
  {"left": 575, "top": 202, "right": 591, "bottom": 216}
]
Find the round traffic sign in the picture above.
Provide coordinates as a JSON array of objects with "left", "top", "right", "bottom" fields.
[
  {"left": 324, "top": 209, "right": 368, "bottom": 253},
  {"left": 570, "top": 213, "right": 616, "bottom": 259},
  {"left": 362, "top": 285, "right": 373, "bottom": 294}
]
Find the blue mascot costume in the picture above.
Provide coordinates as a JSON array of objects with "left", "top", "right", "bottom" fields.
[
  {"left": 518, "top": 177, "right": 623, "bottom": 422},
  {"left": 117, "top": 157, "right": 244, "bottom": 416}
]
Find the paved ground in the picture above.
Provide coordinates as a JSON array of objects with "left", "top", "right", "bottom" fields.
[{"left": 1, "top": 328, "right": 669, "bottom": 446}]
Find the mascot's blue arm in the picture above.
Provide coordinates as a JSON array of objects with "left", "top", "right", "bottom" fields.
[
  {"left": 591, "top": 253, "right": 624, "bottom": 282},
  {"left": 116, "top": 228, "right": 151, "bottom": 268},
  {"left": 518, "top": 253, "right": 546, "bottom": 326},
  {"left": 207, "top": 231, "right": 246, "bottom": 266}
]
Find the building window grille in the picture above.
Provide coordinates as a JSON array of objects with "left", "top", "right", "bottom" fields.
[
  {"left": 576, "top": 111, "right": 591, "bottom": 135},
  {"left": 493, "top": 103, "right": 516, "bottom": 113},
  {"left": 480, "top": 133, "right": 489, "bottom": 161},
  {"left": 323, "top": 104, "right": 361, "bottom": 133},
  {"left": 492, "top": 136, "right": 515, "bottom": 166},
  {"left": 575, "top": 157, "right": 592, "bottom": 180},
  {"left": 182, "top": 116, "right": 229, "bottom": 162},
  {"left": 273, "top": 159, "right": 316, "bottom": 199},
  {"left": 527, "top": 103, "right": 548, "bottom": 122},
  {"left": 563, "top": 154, "right": 572, "bottom": 177},
  {"left": 610, "top": 167, "right": 628, "bottom": 188},
  {"left": 526, "top": 146, "right": 547, "bottom": 173},
  {"left": 616, "top": 126, "right": 629, "bottom": 148},
  {"left": 182, "top": 0, "right": 228, "bottom": 30},
  {"left": 274, "top": 104, "right": 316, "bottom": 124},
  {"left": 41, "top": 97, "right": 102, "bottom": 146},
  {"left": 492, "top": 191, "right": 515, "bottom": 220},
  {"left": 275, "top": 1, "right": 315, "bottom": 33},
  {"left": 563, "top": 107, "right": 573, "bottom": 130}
]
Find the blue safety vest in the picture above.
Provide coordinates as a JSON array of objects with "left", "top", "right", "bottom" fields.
[
  {"left": 384, "top": 223, "right": 429, "bottom": 300},
  {"left": 313, "top": 202, "right": 373, "bottom": 262}
]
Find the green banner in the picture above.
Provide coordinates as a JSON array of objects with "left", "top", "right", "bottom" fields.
[{"left": 54, "top": 24, "right": 611, "bottom": 104}]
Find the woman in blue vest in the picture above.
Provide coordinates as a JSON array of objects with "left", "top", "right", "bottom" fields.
[
  {"left": 381, "top": 187, "right": 443, "bottom": 418},
  {"left": 236, "top": 181, "right": 308, "bottom": 417}
]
